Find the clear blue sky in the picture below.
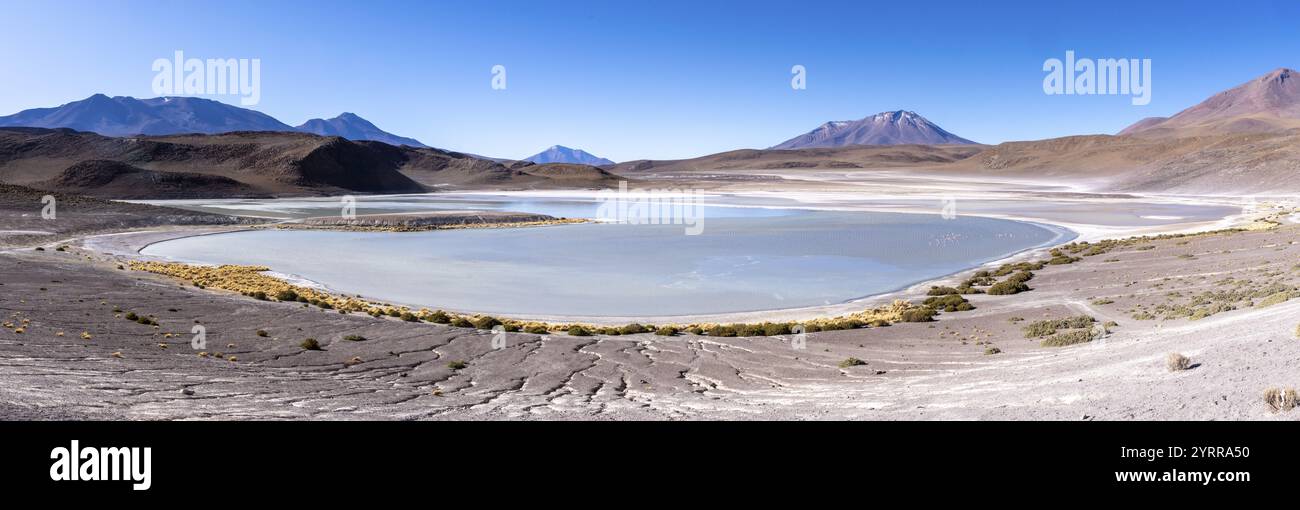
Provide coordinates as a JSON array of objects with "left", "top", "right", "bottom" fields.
[{"left": 2, "top": 0, "right": 1298, "bottom": 161}]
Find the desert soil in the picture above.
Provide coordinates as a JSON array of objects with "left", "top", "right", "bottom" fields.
[{"left": 3, "top": 217, "right": 1299, "bottom": 420}]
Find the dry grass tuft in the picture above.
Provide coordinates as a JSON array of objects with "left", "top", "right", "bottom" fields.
[
  {"left": 838, "top": 357, "right": 867, "bottom": 368},
  {"left": 1166, "top": 353, "right": 1191, "bottom": 372},
  {"left": 1264, "top": 387, "right": 1298, "bottom": 412}
]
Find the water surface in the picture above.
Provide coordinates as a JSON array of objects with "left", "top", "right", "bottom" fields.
[{"left": 142, "top": 199, "right": 1069, "bottom": 316}]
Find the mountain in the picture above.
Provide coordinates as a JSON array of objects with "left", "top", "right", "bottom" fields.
[
  {"left": 0, "top": 128, "right": 627, "bottom": 199},
  {"left": 771, "top": 110, "right": 976, "bottom": 149},
  {"left": 0, "top": 94, "right": 294, "bottom": 136},
  {"left": 0, "top": 95, "right": 432, "bottom": 149},
  {"left": 295, "top": 112, "right": 428, "bottom": 148},
  {"left": 525, "top": 145, "right": 614, "bottom": 165},
  {"left": 1120, "top": 68, "right": 1300, "bottom": 135}
]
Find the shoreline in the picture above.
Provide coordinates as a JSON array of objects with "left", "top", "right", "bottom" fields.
[{"left": 73, "top": 189, "right": 1267, "bottom": 325}]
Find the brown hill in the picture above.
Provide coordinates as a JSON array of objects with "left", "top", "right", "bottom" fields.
[
  {"left": 932, "top": 68, "right": 1300, "bottom": 193},
  {"left": 609, "top": 144, "right": 984, "bottom": 176},
  {"left": 1121, "top": 68, "right": 1300, "bottom": 136},
  {"left": 34, "top": 159, "right": 264, "bottom": 199},
  {"left": 939, "top": 131, "right": 1300, "bottom": 193},
  {"left": 510, "top": 162, "right": 624, "bottom": 186},
  {"left": 0, "top": 128, "right": 627, "bottom": 199}
]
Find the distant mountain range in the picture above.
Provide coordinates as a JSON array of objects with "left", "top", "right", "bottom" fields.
[
  {"left": 771, "top": 110, "right": 976, "bottom": 149},
  {"left": 525, "top": 145, "right": 614, "bottom": 165},
  {"left": 7, "top": 67, "right": 1300, "bottom": 197},
  {"left": 0, "top": 94, "right": 429, "bottom": 147}
]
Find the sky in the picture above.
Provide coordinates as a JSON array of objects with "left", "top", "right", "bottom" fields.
[{"left": 2, "top": 0, "right": 1299, "bottom": 161}]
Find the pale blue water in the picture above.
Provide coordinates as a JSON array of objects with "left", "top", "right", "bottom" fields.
[{"left": 141, "top": 198, "right": 1072, "bottom": 316}]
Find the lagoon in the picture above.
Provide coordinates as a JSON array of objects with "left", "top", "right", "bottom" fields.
[{"left": 141, "top": 195, "right": 1072, "bottom": 317}]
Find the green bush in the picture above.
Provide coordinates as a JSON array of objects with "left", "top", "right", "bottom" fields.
[
  {"left": 899, "top": 308, "right": 937, "bottom": 322},
  {"left": 619, "top": 323, "right": 649, "bottom": 335},
  {"left": 838, "top": 357, "right": 866, "bottom": 368},
  {"left": 300, "top": 338, "right": 321, "bottom": 350},
  {"left": 447, "top": 360, "right": 467, "bottom": 370},
  {"left": 707, "top": 324, "right": 738, "bottom": 337},
  {"left": 819, "top": 319, "right": 865, "bottom": 331},
  {"left": 922, "top": 294, "right": 974, "bottom": 312},
  {"left": 343, "top": 334, "right": 366, "bottom": 342},
  {"left": 926, "top": 286, "right": 960, "bottom": 296},
  {"left": 1040, "top": 329, "right": 1095, "bottom": 347},
  {"left": 1005, "top": 271, "right": 1034, "bottom": 283},
  {"left": 400, "top": 312, "right": 420, "bottom": 322},
  {"left": 993, "top": 261, "right": 1045, "bottom": 276},
  {"left": 450, "top": 317, "right": 474, "bottom": 328},
  {"left": 425, "top": 310, "right": 451, "bottom": 324},
  {"left": 986, "top": 279, "right": 1030, "bottom": 295},
  {"left": 761, "top": 322, "right": 792, "bottom": 336},
  {"left": 524, "top": 324, "right": 549, "bottom": 334},
  {"left": 124, "top": 312, "right": 138, "bottom": 321},
  {"left": 275, "top": 289, "right": 299, "bottom": 302},
  {"left": 473, "top": 316, "right": 502, "bottom": 330},
  {"left": 1046, "top": 255, "right": 1081, "bottom": 265},
  {"left": 256, "top": 329, "right": 269, "bottom": 337},
  {"left": 1022, "top": 315, "right": 1095, "bottom": 338},
  {"left": 567, "top": 325, "right": 592, "bottom": 337},
  {"left": 654, "top": 326, "right": 679, "bottom": 336}
]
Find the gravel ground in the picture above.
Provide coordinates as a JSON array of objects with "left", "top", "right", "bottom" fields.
[{"left": 2, "top": 222, "right": 1299, "bottom": 420}]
